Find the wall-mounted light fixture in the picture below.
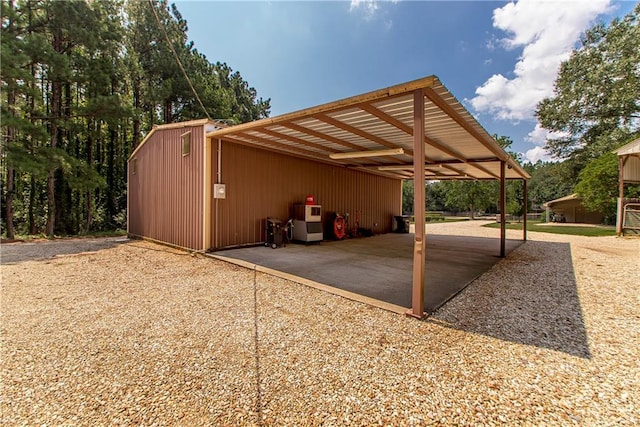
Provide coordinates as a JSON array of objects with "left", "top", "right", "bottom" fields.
[{"left": 329, "top": 148, "right": 404, "bottom": 160}]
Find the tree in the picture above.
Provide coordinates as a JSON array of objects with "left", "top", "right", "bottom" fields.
[
  {"left": 536, "top": 5, "right": 640, "bottom": 161},
  {"left": 402, "top": 180, "right": 414, "bottom": 215},
  {"left": 536, "top": 5, "right": 640, "bottom": 219},
  {"left": 524, "top": 161, "right": 575, "bottom": 208},
  {"left": 574, "top": 151, "right": 640, "bottom": 223},
  {"left": 1, "top": 0, "right": 271, "bottom": 238},
  {"left": 574, "top": 152, "right": 619, "bottom": 222},
  {"left": 439, "top": 180, "right": 497, "bottom": 219},
  {"left": 426, "top": 181, "right": 447, "bottom": 212}
]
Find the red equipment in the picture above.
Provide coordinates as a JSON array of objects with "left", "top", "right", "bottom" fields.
[{"left": 333, "top": 214, "right": 346, "bottom": 240}]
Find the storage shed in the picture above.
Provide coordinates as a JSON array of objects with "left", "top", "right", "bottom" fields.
[
  {"left": 615, "top": 138, "right": 640, "bottom": 235},
  {"left": 128, "top": 75, "right": 530, "bottom": 318},
  {"left": 543, "top": 194, "right": 605, "bottom": 224}
]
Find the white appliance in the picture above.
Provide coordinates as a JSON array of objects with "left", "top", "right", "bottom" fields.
[{"left": 292, "top": 204, "right": 323, "bottom": 242}]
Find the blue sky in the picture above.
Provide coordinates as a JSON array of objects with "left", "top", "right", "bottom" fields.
[{"left": 173, "top": 0, "right": 637, "bottom": 163}]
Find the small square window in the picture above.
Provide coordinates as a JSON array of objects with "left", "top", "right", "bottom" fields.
[{"left": 182, "top": 132, "right": 191, "bottom": 156}]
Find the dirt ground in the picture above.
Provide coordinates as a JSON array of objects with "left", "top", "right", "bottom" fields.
[{"left": 1, "top": 224, "right": 638, "bottom": 425}]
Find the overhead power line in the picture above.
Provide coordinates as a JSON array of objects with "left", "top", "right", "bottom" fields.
[{"left": 147, "top": 0, "right": 212, "bottom": 121}]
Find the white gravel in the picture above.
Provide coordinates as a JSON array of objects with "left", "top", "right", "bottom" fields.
[{"left": 1, "top": 223, "right": 638, "bottom": 425}]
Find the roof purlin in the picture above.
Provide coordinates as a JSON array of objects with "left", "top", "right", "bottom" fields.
[
  {"left": 281, "top": 122, "right": 372, "bottom": 152},
  {"left": 208, "top": 76, "right": 440, "bottom": 139},
  {"left": 256, "top": 128, "right": 334, "bottom": 155},
  {"left": 358, "top": 103, "right": 499, "bottom": 179},
  {"left": 234, "top": 132, "right": 324, "bottom": 160},
  {"left": 312, "top": 112, "right": 415, "bottom": 155},
  {"left": 206, "top": 75, "right": 530, "bottom": 181}
]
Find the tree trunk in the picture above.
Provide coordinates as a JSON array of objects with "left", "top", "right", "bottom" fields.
[
  {"left": 4, "top": 0, "right": 16, "bottom": 239},
  {"left": 46, "top": 28, "right": 62, "bottom": 237},
  {"left": 164, "top": 99, "right": 173, "bottom": 123},
  {"left": 5, "top": 169, "right": 16, "bottom": 239},
  {"left": 5, "top": 94, "right": 16, "bottom": 240},
  {"left": 106, "top": 124, "right": 116, "bottom": 226},
  {"left": 29, "top": 175, "right": 37, "bottom": 234},
  {"left": 86, "top": 191, "right": 92, "bottom": 233},
  {"left": 133, "top": 81, "right": 141, "bottom": 149},
  {"left": 85, "top": 120, "right": 94, "bottom": 233}
]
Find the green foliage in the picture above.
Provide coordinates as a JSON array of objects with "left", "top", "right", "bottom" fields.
[
  {"left": 1, "top": 0, "right": 271, "bottom": 237},
  {"left": 401, "top": 180, "right": 449, "bottom": 214},
  {"left": 440, "top": 180, "right": 497, "bottom": 219},
  {"left": 402, "top": 180, "right": 414, "bottom": 214},
  {"left": 524, "top": 161, "right": 576, "bottom": 208},
  {"left": 536, "top": 5, "right": 640, "bottom": 160},
  {"left": 483, "top": 220, "right": 616, "bottom": 237},
  {"left": 574, "top": 152, "right": 619, "bottom": 221},
  {"left": 534, "top": 5, "right": 640, "bottom": 223},
  {"left": 426, "top": 181, "right": 447, "bottom": 212}
]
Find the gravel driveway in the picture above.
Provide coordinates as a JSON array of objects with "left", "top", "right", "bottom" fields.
[{"left": 1, "top": 223, "right": 638, "bottom": 425}]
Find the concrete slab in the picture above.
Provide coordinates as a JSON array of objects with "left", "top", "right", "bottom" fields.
[{"left": 212, "top": 232, "right": 523, "bottom": 313}]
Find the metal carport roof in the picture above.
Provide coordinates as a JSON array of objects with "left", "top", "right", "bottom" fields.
[
  {"left": 207, "top": 75, "right": 529, "bottom": 182},
  {"left": 207, "top": 75, "right": 530, "bottom": 318}
]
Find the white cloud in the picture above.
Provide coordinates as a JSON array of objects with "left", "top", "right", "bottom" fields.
[
  {"left": 521, "top": 124, "right": 574, "bottom": 163},
  {"left": 525, "top": 123, "right": 570, "bottom": 147},
  {"left": 521, "top": 124, "right": 569, "bottom": 163},
  {"left": 523, "top": 146, "right": 555, "bottom": 164},
  {"left": 350, "top": 0, "right": 380, "bottom": 20},
  {"left": 349, "top": 0, "right": 398, "bottom": 22},
  {"left": 469, "top": 0, "right": 612, "bottom": 122}
]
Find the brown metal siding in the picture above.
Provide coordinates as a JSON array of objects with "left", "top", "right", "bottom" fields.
[
  {"left": 210, "top": 141, "right": 402, "bottom": 249},
  {"left": 128, "top": 125, "right": 205, "bottom": 250}
]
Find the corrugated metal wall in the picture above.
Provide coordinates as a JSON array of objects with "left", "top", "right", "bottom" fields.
[
  {"left": 210, "top": 141, "right": 402, "bottom": 249},
  {"left": 128, "top": 125, "right": 205, "bottom": 250},
  {"left": 622, "top": 155, "right": 640, "bottom": 182}
]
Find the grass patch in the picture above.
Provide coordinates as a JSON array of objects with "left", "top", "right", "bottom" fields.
[
  {"left": 441, "top": 217, "right": 470, "bottom": 223},
  {"left": 409, "top": 216, "right": 469, "bottom": 224},
  {"left": 483, "top": 221, "right": 616, "bottom": 237}
]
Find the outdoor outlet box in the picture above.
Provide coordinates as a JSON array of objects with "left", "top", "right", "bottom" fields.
[{"left": 214, "top": 183, "right": 226, "bottom": 199}]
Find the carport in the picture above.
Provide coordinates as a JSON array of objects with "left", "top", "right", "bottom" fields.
[
  {"left": 212, "top": 228, "right": 523, "bottom": 314},
  {"left": 207, "top": 76, "right": 530, "bottom": 318}
]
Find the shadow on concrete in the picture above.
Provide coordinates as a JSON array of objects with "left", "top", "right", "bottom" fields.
[
  {"left": 0, "top": 237, "right": 128, "bottom": 265},
  {"left": 430, "top": 240, "right": 591, "bottom": 358},
  {"left": 214, "top": 233, "right": 522, "bottom": 313},
  {"left": 215, "top": 234, "right": 590, "bottom": 357}
]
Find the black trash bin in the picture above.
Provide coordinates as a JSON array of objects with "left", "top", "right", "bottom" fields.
[
  {"left": 265, "top": 218, "right": 283, "bottom": 248},
  {"left": 394, "top": 215, "right": 410, "bottom": 233}
]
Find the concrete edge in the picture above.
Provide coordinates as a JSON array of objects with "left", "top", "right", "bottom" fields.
[{"left": 207, "top": 253, "right": 409, "bottom": 315}]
